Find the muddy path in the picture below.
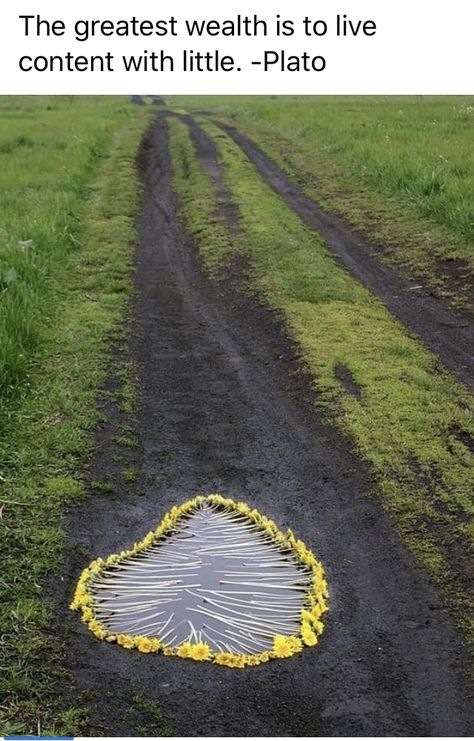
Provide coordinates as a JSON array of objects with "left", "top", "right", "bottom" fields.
[
  {"left": 62, "top": 114, "right": 473, "bottom": 736},
  {"left": 217, "top": 122, "right": 474, "bottom": 393}
]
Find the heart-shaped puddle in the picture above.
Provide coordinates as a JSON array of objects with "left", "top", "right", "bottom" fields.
[{"left": 71, "top": 495, "right": 328, "bottom": 667}]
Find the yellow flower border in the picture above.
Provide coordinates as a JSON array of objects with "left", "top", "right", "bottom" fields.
[{"left": 70, "top": 494, "right": 329, "bottom": 668}]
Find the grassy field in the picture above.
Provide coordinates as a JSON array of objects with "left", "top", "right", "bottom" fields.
[
  {"left": 0, "top": 97, "right": 153, "bottom": 735},
  {"left": 168, "top": 112, "right": 474, "bottom": 644},
  {"left": 168, "top": 96, "right": 474, "bottom": 307}
]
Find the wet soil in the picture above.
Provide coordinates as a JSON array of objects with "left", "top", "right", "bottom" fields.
[
  {"left": 333, "top": 364, "right": 362, "bottom": 400},
  {"left": 218, "top": 123, "right": 474, "bottom": 394},
  {"left": 62, "top": 114, "right": 474, "bottom": 736}
]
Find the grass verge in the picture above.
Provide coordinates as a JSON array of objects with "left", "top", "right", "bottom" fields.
[
  {"left": 168, "top": 115, "right": 474, "bottom": 645},
  {"left": 0, "top": 97, "right": 154, "bottom": 735}
]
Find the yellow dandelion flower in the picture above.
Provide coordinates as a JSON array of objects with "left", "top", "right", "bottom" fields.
[
  {"left": 163, "top": 646, "right": 175, "bottom": 656},
  {"left": 214, "top": 652, "right": 233, "bottom": 666},
  {"left": 89, "top": 559, "right": 103, "bottom": 575},
  {"left": 177, "top": 642, "right": 193, "bottom": 658},
  {"left": 75, "top": 583, "right": 86, "bottom": 598},
  {"left": 236, "top": 501, "right": 249, "bottom": 512},
  {"left": 244, "top": 655, "right": 261, "bottom": 666},
  {"left": 116, "top": 634, "right": 136, "bottom": 649},
  {"left": 81, "top": 607, "right": 94, "bottom": 623},
  {"left": 233, "top": 655, "right": 246, "bottom": 668},
  {"left": 301, "top": 623, "right": 318, "bottom": 647},
  {"left": 141, "top": 532, "right": 154, "bottom": 547},
  {"left": 137, "top": 636, "right": 153, "bottom": 653},
  {"left": 313, "top": 619, "right": 324, "bottom": 636},
  {"left": 317, "top": 595, "right": 328, "bottom": 613},
  {"left": 259, "top": 651, "right": 271, "bottom": 663},
  {"left": 91, "top": 627, "right": 107, "bottom": 640},
  {"left": 295, "top": 540, "right": 305, "bottom": 556},
  {"left": 224, "top": 654, "right": 245, "bottom": 668},
  {"left": 287, "top": 636, "right": 303, "bottom": 653},
  {"left": 190, "top": 642, "right": 211, "bottom": 661},
  {"left": 272, "top": 635, "right": 294, "bottom": 658}
]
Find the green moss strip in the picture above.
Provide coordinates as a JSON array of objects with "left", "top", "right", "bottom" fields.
[{"left": 169, "top": 118, "right": 234, "bottom": 275}]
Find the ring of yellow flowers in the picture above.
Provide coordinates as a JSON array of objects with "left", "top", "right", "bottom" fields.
[{"left": 70, "top": 493, "right": 329, "bottom": 667}]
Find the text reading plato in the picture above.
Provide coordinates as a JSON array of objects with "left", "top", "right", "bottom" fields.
[{"left": 18, "top": 14, "right": 377, "bottom": 73}]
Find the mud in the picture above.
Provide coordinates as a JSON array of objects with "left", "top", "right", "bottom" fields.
[
  {"left": 218, "top": 123, "right": 474, "bottom": 394},
  {"left": 333, "top": 364, "right": 362, "bottom": 400},
  {"left": 61, "top": 114, "right": 474, "bottom": 736}
]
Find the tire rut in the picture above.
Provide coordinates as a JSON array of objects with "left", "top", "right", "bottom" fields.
[{"left": 62, "top": 114, "right": 474, "bottom": 737}]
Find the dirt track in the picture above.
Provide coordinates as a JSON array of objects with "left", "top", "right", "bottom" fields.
[{"left": 62, "top": 114, "right": 474, "bottom": 736}]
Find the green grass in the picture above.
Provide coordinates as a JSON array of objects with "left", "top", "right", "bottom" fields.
[
  {"left": 167, "top": 96, "right": 474, "bottom": 307},
  {"left": 0, "top": 97, "right": 122, "bottom": 408},
  {"left": 122, "top": 465, "right": 140, "bottom": 482},
  {"left": 170, "top": 122, "right": 233, "bottom": 275},
  {"left": 113, "top": 433, "right": 139, "bottom": 449},
  {"left": 0, "top": 97, "right": 154, "bottom": 735},
  {"left": 168, "top": 115, "right": 474, "bottom": 643},
  {"left": 131, "top": 694, "right": 172, "bottom": 737}
]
